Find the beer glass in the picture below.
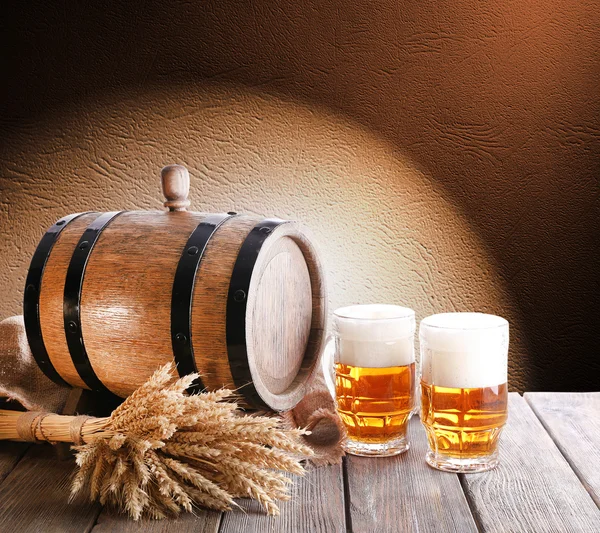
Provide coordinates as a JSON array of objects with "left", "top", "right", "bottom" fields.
[
  {"left": 324, "top": 304, "right": 416, "bottom": 457},
  {"left": 420, "top": 313, "right": 508, "bottom": 472}
]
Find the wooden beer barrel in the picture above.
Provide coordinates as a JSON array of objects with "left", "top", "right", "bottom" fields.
[{"left": 23, "top": 165, "right": 326, "bottom": 410}]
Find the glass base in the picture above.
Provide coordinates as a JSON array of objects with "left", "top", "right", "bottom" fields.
[
  {"left": 425, "top": 450, "right": 499, "bottom": 473},
  {"left": 343, "top": 436, "right": 409, "bottom": 457}
]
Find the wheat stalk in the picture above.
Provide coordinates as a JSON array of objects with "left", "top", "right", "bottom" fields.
[{"left": 0, "top": 363, "right": 313, "bottom": 520}]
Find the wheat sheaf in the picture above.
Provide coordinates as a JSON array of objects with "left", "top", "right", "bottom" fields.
[{"left": 0, "top": 363, "right": 313, "bottom": 519}]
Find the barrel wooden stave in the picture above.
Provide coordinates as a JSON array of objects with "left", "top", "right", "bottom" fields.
[
  {"left": 81, "top": 211, "right": 204, "bottom": 397},
  {"left": 40, "top": 212, "right": 101, "bottom": 389},
  {"left": 191, "top": 214, "right": 259, "bottom": 391}
]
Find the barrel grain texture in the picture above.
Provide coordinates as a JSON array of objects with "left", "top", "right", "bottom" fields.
[
  {"left": 29, "top": 202, "right": 325, "bottom": 410},
  {"left": 189, "top": 215, "right": 259, "bottom": 392},
  {"left": 80, "top": 211, "right": 204, "bottom": 397}
]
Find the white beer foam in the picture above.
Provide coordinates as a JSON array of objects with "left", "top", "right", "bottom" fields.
[
  {"left": 334, "top": 304, "right": 415, "bottom": 368},
  {"left": 420, "top": 313, "right": 508, "bottom": 389}
]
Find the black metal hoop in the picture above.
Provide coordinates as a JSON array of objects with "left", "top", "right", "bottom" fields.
[
  {"left": 24, "top": 212, "right": 93, "bottom": 387},
  {"left": 226, "top": 218, "right": 286, "bottom": 409},
  {"left": 63, "top": 211, "right": 124, "bottom": 394},
  {"left": 171, "top": 213, "right": 235, "bottom": 392}
]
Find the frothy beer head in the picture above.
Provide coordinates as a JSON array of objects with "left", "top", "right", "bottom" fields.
[
  {"left": 333, "top": 304, "right": 415, "bottom": 368},
  {"left": 420, "top": 313, "right": 508, "bottom": 389}
]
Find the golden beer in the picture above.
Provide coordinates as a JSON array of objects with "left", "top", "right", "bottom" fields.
[
  {"left": 336, "top": 362, "right": 415, "bottom": 444},
  {"left": 421, "top": 382, "right": 508, "bottom": 458},
  {"left": 419, "top": 312, "right": 509, "bottom": 472},
  {"left": 327, "top": 304, "right": 416, "bottom": 456}
]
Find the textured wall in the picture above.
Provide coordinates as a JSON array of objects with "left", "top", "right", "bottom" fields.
[{"left": 1, "top": 1, "right": 599, "bottom": 391}]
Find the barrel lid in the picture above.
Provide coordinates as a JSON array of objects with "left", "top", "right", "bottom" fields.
[{"left": 245, "top": 222, "right": 326, "bottom": 411}]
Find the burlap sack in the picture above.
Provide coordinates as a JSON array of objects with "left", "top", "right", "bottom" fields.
[
  {"left": 284, "top": 368, "right": 346, "bottom": 466},
  {"left": 0, "top": 315, "right": 70, "bottom": 412}
]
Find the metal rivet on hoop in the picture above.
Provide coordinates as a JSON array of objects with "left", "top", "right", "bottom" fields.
[{"left": 233, "top": 289, "right": 246, "bottom": 302}]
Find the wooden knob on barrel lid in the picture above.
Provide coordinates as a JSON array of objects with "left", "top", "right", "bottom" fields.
[{"left": 161, "top": 164, "right": 191, "bottom": 211}]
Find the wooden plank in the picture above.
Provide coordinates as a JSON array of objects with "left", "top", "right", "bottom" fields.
[
  {"left": 461, "top": 393, "right": 600, "bottom": 533},
  {"left": 345, "top": 416, "right": 478, "bottom": 532},
  {"left": 92, "top": 507, "right": 221, "bottom": 533},
  {"left": 219, "top": 464, "right": 345, "bottom": 533},
  {"left": 525, "top": 392, "right": 600, "bottom": 508},
  {"left": 0, "top": 442, "right": 29, "bottom": 484},
  {"left": 0, "top": 444, "right": 101, "bottom": 533}
]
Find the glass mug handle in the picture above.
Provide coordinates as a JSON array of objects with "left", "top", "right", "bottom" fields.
[{"left": 320, "top": 335, "right": 336, "bottom": 399}]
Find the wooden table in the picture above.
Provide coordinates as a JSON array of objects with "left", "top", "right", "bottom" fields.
[{"left": 0, "top": 393, "right": 598, "bottom": 532}]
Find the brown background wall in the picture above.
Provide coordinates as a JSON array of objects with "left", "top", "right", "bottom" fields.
[{"left": 1, "top": 1, "right": 599, "bottom": 391}]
